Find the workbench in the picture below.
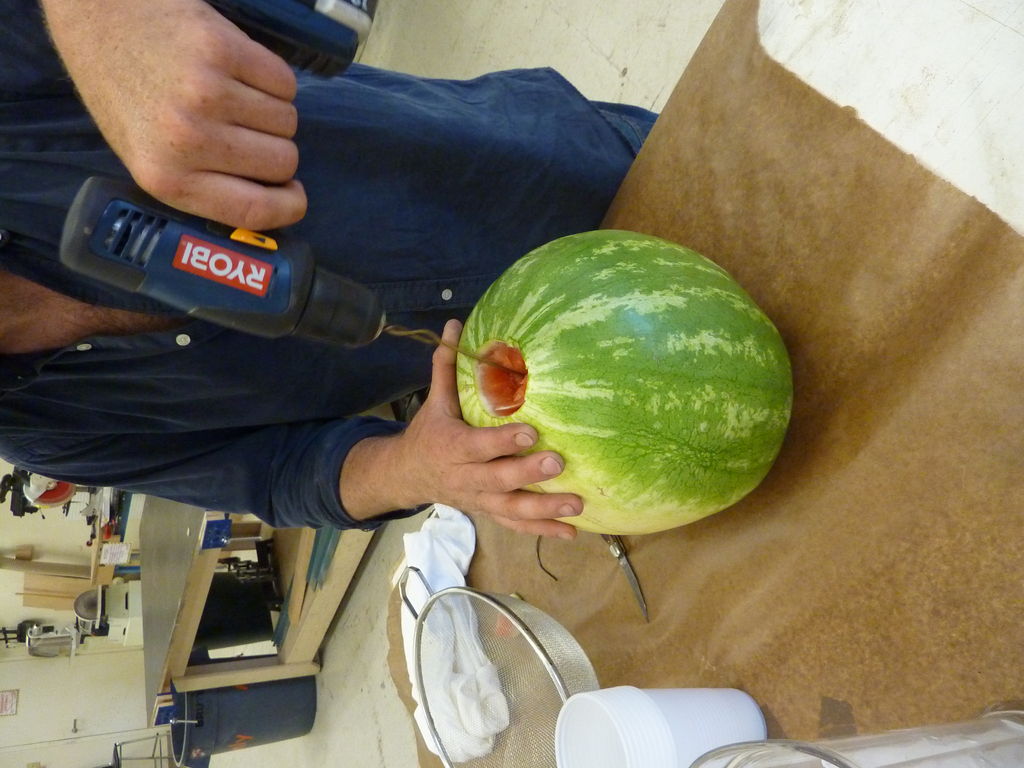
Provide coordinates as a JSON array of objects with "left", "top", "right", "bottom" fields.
[{"left": 139, "top": 496, "right": 373, "bottom": 725}]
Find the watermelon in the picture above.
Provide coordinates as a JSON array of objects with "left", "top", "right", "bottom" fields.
[{"left": 455, "top": 230, "right": 793, "bottom": 535}]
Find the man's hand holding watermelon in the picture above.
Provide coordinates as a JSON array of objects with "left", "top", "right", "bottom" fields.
[{"left": 338, "top": 319, "right": 583, "bottom": 541}]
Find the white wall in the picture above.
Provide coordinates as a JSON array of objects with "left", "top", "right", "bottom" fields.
[
  {"left": 1, "top": 726, "right": 170, "bottom": 768},
  {"left": 0, "top": 646, "right": 157, "bottom": 767},
  {"left": 2, "top": 469, "right": 153, "bottom": 767}
]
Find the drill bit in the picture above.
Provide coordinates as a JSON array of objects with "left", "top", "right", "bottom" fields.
[{"left": 383, "top": 324, "right": 526, "bottom": 378}]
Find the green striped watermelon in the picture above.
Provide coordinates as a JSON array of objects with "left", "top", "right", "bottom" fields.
[{"left": 455, "top": 230, "right": 792, "bottom": 535}]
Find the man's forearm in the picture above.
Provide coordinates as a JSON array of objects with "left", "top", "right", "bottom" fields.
[{"left": 338, "top": 432, "right": 419, "bottom": 521}]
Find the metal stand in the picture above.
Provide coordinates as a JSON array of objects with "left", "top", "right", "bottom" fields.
[{"left": 112, "top": 731, "right": 175, "bottom": 768}]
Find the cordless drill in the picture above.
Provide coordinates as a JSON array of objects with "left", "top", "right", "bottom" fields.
[
  {"left": 206, "top": 0, "right": 376, "bottom": 76},
  {"left": 60, "top": 176, "right": 386, "bottom": 346},
  {"left": 58, "top": 2, "right": 385, "bottom": 346}
]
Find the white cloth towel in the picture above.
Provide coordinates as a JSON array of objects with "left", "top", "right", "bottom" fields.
[{"left": 401, "top": 504, "right": 510, "bottom": 762}]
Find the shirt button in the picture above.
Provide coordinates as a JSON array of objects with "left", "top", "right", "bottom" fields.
[
  {"left": 440, "top": 288, "right": 453, "bottom": 301},
  {"left": 175, "top": 334, "right": 192, "bottom": 347},
  {"left": 75, "top": 343, "right": 92, "bottom": 352}
]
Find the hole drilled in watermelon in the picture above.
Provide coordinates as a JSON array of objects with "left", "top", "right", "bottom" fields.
[{"left": 476, "top": 342, "right": 528, "bottom": 417}]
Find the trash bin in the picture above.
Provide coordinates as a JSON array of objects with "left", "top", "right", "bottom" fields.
[
  {"left": 170, "top": 676, "right": 317, "bottom": 767},
  {"left": 193, "top": 572, "right": 274, "bottom": 651}
]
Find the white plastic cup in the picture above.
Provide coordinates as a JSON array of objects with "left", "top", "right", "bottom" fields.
[{"left": 555, "top": 686, "right": 767, "bottom": 768}]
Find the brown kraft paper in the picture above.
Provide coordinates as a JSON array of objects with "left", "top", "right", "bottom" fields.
[{"left": 387, "top": 0, "right": 1024, "bottom": 753}]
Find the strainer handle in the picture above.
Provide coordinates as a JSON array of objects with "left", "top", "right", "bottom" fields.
[{"left": 398, "top": 565, "right": 435, "bottom": 620}]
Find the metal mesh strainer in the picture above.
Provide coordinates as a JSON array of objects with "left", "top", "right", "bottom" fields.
[{"left": 400, "top": 567, "right": 599, "bottom": 768}]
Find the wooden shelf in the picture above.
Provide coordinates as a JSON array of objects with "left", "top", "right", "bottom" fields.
[
  {"left": 143, "top": 499, "right": 377, "bottom": 725},
  {"left": 279, "top": 528, "right": 374, "bottom": 664}
]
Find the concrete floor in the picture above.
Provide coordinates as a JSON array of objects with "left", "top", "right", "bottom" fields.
[{"left": 210, "top": 1, "right": 725, "bottom": 766}]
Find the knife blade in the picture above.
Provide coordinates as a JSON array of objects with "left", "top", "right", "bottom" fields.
[{"left": 601, "top": 534, "right": 649, "bottom": 622}]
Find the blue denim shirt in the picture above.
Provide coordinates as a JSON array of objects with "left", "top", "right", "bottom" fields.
[{"left": 0, "top": 1, "right": 654, "bottom": 528}]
